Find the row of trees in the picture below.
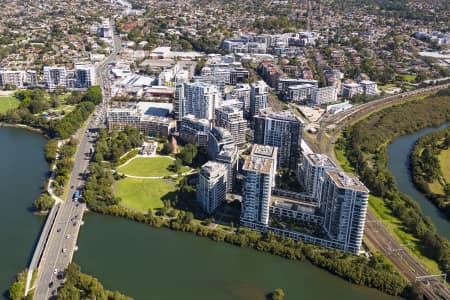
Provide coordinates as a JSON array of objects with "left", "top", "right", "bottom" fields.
[
  {"left": 410, "top": 127, "right": 450, "bottom": 219},
  {"left": 58, "top": 263, "right": 132, "bottom": 300},
  {"left": 88, "top": 203, "right": 409, "bottom": 297},
  {"left": 340, "top": 92, "right": 450, "bottom": 281}
]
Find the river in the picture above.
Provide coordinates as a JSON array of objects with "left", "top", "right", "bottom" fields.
[
  {"left": 387, "top": 123, "right": 450, "bottom": 240},
  {"left": 74, "top": 214, "right": 397, "bottom": 300},
  {"left": 0, "top": 126, "right": 397, "bottom": 300},
  {"left": 0, "top": 127, "right": 48, "bottom": 299}
]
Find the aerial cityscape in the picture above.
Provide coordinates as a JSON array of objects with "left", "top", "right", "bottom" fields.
[{"left": 0, "top": 0, "right": 449, "bottom": 299}]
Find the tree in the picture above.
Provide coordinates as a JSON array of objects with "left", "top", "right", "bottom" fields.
[
  {"left": 9, "top": 281, "right": 24, "bottom": 300},
  {"left": 269, "top": 288, "right": 285, "bottom": 300},
  {"left": 161, "top": 141, "right": 174, "bottom": 155},
  {"left": 83, "top": 86, "right": 103, "bottom": 105},
  {"left": 179, "top": 143, "right": 197, "bottom": 165},
  {"left": 34, "top": 193, "right": 55, "bottom": 211}
]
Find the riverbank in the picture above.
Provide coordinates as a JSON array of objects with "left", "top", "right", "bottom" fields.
[
  {"left": 339, "top": 90, "right": 450, "bottom": 281},
  {"left": 85, "top": 203, "right": 408, "bottom": 297},
  {"left": 0, "top": 122, "right": 44, "bottom": 135},
  {"left": 410, "top": 126, "right": 450, "bottom": 220}
]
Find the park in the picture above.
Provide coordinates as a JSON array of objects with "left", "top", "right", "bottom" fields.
[{"left": 114, "top": 155, "right": 192, "bottom": 212}]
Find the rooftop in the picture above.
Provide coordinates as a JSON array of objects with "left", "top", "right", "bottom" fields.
[
  {"left": 306, "top": 153, "right": 338, "bottom": 169},
  {"left": 326, "top": 170, "right": 369, "bottom": 193},
  {"left": 251, "top": 144, "right": 278, "bottom": 160},
  {"left": 243, "top": 155, "right": 274, "bottom": 174}
]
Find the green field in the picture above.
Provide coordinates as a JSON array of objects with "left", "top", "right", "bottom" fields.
[
  {"left": 438, "top": 147, "right": 450, "bottom": 182},
  {"left": 117, "top": 156, "right": 189, "bottom": 177},
  {"left": 115, "top": 178, "right": 176, "bottom": 212},
  {"left": 0, "top": 96, "right": 20, "bottom": 113},
  {"left": 401, "top": 74, "right": 417, "bottom": 82}
]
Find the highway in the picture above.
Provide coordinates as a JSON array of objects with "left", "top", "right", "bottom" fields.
[
  {"left": 31, "top": 19, "right": 120, "bottom": 300},
  {"left": 307, "top": 82, "right": 450, "bottom": 299}
]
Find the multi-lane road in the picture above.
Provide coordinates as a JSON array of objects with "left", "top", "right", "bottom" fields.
[
  {"left": 33, "top": 108, "right": 103, "bottom": 299},
  {"left": 31, "top": 19, "right": 119, "bottom": 300}
]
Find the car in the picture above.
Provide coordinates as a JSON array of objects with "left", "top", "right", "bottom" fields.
[
  {"left": 57, "top": 228, "right": 61, "bottom": 232},
  {"left": 53, "top": 269, "right": 57, "bottom": 275},
  {"left": 62, "top": 248, "right": 67, "bottom": 253},
  {"left": 66, "top": 234, "right": 70, "bottom": 239},
  {"left": 48, "top": 281, "right": 53, "bottom": 288}
]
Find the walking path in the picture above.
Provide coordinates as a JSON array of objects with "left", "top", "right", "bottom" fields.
[{"left": 114, "top": 153, "right": 196, "bottom": 179}]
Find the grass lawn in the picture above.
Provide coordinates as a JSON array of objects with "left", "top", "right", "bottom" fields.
[
  {"left": 0, "top": 96, "right": 20, "bottom": 113},
  {"left": 378, "top": 84, "right": 395, "bottom": 91},
  {"left": 428, "top": 180, "right": 444, "bottom": 195},
  {"left": 115, "top": 178, "right": 176, "bottom": 212},
  {"left": 401, "top": 74, "right": 417, "bottom": 82},
  {"left": 117, "top": 156, "right": 190, "bottom": 177},
  {"left": 438, "top": 147, "right": 450, "bottom": 182}
]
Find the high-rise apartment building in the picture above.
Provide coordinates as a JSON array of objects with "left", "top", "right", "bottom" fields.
[
  {"left": 250, "top": 80, "right": 269, "bottom": 118},
  {"left": 254, "top": 108, "right": 303, "bottom": 169},
  {"left": 207, "top": 126, "right": 234, "bottom": 160},
  {"left": 216, "top": 143, "right": 238, "bottom": 192},
  {"left": 231, "top": 83, "right": 251, "bottom": 114},
  {"left": 214, "top": 105, "right": 247, "bottom": 145},
  {"left": 197, "top": 161, "right": 228, "bottom": 214},
  {"left": 75, "top": 64, "right": 96, "bottom": 89},
  {"left": 241, "top": 144, "right": 278, "bottom": 227},
  {"left": 298, "top": 153, "right": 338, "bottom": 202},
  {"left": 43, "top": 66, "right": 67, "bottom": 91},
  {"left": 320, "top": 170, "right": 369, "bottom": 254},
  {"left": 184, "top": 81, "right": 221, "bottom": 121},
  {"left": 179, "top": 114, "right": 211, "bottom": 148}
]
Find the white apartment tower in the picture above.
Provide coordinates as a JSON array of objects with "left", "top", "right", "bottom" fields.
[
  {"left": 184, "top": 82, "right": 221, "bottom": 121},
  {"left": 241, "top": 144, "right": 278, "bottom": 227},
  {"left": 320, "top": 170, "right": 369, "bottom": 254},
  {"left": 43, "top": 66, "right": 67, "bottom": 91},
  {"left": 298, "top": 153, "right": 338, "bottom": 202},
  {"left": 197, "top": 161, "right": 228, "bottom": 214},
  {"left": 250, "top": 80, "right": 269, "bottom": 118},
  {"left": 214, "top": 105, "right": 247, "bottom": 145}
]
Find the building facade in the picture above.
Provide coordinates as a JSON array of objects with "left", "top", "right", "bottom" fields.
[
  {"left": 250, "top": 80, "right": 269, "bottom": 118},
  {"left": 214, "top": 105, "right": 247, "bottom": 145},
  {"left": 298, "top": 153, "right": 338, "bottom": 202},
  {"left": 43, "top": 66, "right": 67, "bottom": 91},
  {"left": 179, "top": 114, "right": 211, "bottom": 148},
  {"left": 254, "top": 108, "right": 303, "bottom": 170},
  {"left": 241, "top": 145, "right": 278, "bottom": 226},
  {"left": 184, "top": 81, "right": 222, "bottom": 121},
  {"left": 197, "top": 161, "right": 228, "bottom": 214},
  {"left": 320, "top": 170, "right": 369, "bottom": 254},
  {"left": 75, "top": 64, "right": 97, "bottom": 89}
]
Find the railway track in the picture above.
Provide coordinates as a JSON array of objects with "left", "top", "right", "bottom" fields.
[{"left": 312, "top": 83, "right": 450, "bottom": 299}]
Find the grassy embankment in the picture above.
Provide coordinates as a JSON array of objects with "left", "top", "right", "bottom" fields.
[
  {"left": 334, "top": 146, "right": 442, "bottom": 275},
  {"left": 334, "top": 91, "right": 450, "bottom": 276}
]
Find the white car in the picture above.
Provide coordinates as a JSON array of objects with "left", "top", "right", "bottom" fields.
[
  {"left": 66, "top": 234, "right": 70, "bottom": 239},
  {"left": 53, "top": 269, "right": 57, "bottom": 275}
]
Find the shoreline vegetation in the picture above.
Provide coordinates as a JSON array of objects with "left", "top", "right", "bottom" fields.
[
  {"left": 338, "top": 88, "right": 450, "bottom": 283},
  {"left": 410, "top": 126, "right": 450, "bottom": 219},
  {"left": 80, "top": 129, "right": 414, "bottom": 298}
]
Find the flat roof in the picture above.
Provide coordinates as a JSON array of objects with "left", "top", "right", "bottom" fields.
[
  {"left": 136, "top": 102, "right": 173, "bottom": 117},
  {"left": 326, "top": 170, "right": 369, "bottom": 193},
  {"left": 243, "top": 155, "right": 274, "bottom": 174},
  {"left": 251, "top": 144, "right": 277, "bottom": 160},
  {"left": 306, "top": 153, "right": 337, "bottom": 169}
]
